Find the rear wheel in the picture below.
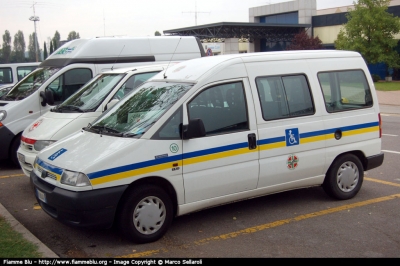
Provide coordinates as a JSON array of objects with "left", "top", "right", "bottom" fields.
[
  {"left": 118, "top": 185, "right": 173, "bottom": 244},
  {"left": 323, "top": 154, "right": 363, "bottom": 200}
]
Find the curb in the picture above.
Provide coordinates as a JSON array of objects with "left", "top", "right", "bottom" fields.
[{"left": 0, "top": 203, "right": 59, "bottom": 258}]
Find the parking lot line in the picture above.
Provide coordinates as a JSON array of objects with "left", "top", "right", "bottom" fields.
[
  {"left": 365, "top": 177, "right": 400, "bottom": 188},
  {"left": 118, "top": 193, "right": 400, "bottom": 258},
  {"left": 0, "top": 174, "right": 25, "bottom": 179},
  {"left": 382, "top": 150, "right": 400, "bottom": 154},
  {"left": 382, "top": 134, "right": 398, "bottom": 137}
]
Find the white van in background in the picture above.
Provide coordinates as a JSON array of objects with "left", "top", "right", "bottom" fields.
[
  {"left": 0, "top": 62, "right": 40, "bottom": 90},
  {"left": 0, "top": 36, "right": 205, "bottom": 165},
  {"left": 18, "top": 64, "right": 169, "bottom": 177},
  {"left": 31, "top": 50, "right": 383, "bottom": 244}
]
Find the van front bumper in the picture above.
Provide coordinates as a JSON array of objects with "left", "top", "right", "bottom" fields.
[
  {"left": 30, "top": 171, "right": 128, "bottom": 228},
  {"left": 365, "top": 152, "right": 384, "bottom": 171}
]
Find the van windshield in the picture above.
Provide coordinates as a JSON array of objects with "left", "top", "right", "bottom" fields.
[
  {"left": 1, "top": 67, "right": 60, "bottom": 101},
  {"left": 52, "top": 73, "right": 125, "bottom": 113},
  {"left": 86, "top": 81, "right": 193, "bottom": 137}
]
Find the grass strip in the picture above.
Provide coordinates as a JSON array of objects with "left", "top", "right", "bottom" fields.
[{"left": 0, "top": 216, "right": 42, "bottom": 258}]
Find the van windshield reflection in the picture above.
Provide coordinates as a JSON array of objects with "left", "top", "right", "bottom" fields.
[
  {"left": 52, "top": 73, "right": 125, "bottom": 113},
  {"left": 1, "top": 67, "right": 60, "bottom": 101},
  {"left": 86, "top": 82, "right": 192, "bottom": 137}
]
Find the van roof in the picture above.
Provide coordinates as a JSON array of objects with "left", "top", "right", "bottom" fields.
[
  {"left": 40, "top": 36, "right": 205, "bottom": 68},
  {"left": 155, "top": 50, "right": 363, "bottom": 83}
]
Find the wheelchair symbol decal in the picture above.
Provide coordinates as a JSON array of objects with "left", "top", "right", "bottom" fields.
[{"left": 285, "top": 128, "right": 300, "bottom": 147}]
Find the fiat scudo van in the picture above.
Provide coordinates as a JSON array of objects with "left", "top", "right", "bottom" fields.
[{"left": 31, "top": 50, "right": 384, "bottom": 244}]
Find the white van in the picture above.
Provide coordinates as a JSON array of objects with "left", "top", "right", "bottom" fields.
[
  {"left": 0, "top": 62, "right": 40, "bottom": 90},
  {"left": 18, "top": 64, "right": 170, "bottom": 177},
  {"left": 30, "top": 50, "right": 384, "bottom": 244},
  {"left": 0, "top": 36, "right": 205, "bottom": 165}
]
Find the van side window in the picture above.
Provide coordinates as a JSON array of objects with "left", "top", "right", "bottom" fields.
[
  {"left": 113, "top": 71, "right": 160, "bottom": 100},
  {"left": 256, "top": 75, "right": 314, "bottom": 121},
  {"left": 318, "top": 70, "right": 372, "bottom": 112},
  {"left": 0, "top": 67, "right": 13, "bottom": 84},
  {"left": 188, "top": 82, "right": 249, "bottom": 136},
  {"left": 17, "top": 66, "right": 37, "bottom": 81},
  {"left": 46, "top": 68, "right": 92, "bottom": 105},
  {"left": 153, "top": 106, "right": 183, "bottom": 140}
]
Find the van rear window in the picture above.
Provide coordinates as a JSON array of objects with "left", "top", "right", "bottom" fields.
[
  {"left": 317, "top": 70, "right": 372, "bottom": 112},
  {"left": 255, "top": 74, "right": 314, "bottom": 121}
]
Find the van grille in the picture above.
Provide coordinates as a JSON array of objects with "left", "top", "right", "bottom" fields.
[{"left": 37, "top": 166, "right": 57, "bottom": 180}]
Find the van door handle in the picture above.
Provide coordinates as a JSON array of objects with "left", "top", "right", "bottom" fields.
[{"left": 248, "top": 133, "right": 257, "bottom": 150}]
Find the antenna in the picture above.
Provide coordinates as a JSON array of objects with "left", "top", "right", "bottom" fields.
[
  {"left": 103, "top": 10, "right": 105, "bottom": 36},
  {"left": 164, "top": 37, "right": 182, "bottom": 79},
  {"left": 182, "top": 0, "right": 210, "bottom": 26},
  {"left": 111, "top": 45, "right": 125, "bottom": 70}
]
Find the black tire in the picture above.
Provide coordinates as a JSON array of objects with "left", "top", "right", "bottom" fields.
[
  {"left": 323, "top": 154, "right": 364, "bottom": 200},
  {"left": 10, "top": 134, "right": 21, "bottom": 168},
  {"left": 118, "top": 185, "right": 173, "bottom": 244}
]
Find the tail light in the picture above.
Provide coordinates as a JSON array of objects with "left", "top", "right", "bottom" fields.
[{"left": 21, "top": 135, "right": 37, "bottom": 145}]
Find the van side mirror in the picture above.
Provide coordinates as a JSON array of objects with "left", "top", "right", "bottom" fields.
[
  {"left": 45, "top": 90, "right": 55, "bottom": 105},
  {"left": 181, "top": 118, "right": 206, "bottom": 140},
  {"left": 39, "top": 91, "right": 47, "bottom": 107},
  {"left": 104, "top": 99, "right": 119, "bottom": 111}
]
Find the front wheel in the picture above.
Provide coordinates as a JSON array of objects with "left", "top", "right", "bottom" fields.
[
  {"left": 10, "top": 134, "right": 21, "bottom": 167},
  {"left": 323, "top": 154, "right": 364, "bottom": 200},
  {"left": 118, "top": 185, "right": 173, "bottom": 244}
]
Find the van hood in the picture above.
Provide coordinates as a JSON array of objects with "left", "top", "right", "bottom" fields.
[
  {"left": 37, "top": 130, "right": 140, "bottom": 174},
  {"left": 23, "top": 112, "right": 83, "bottom": 140}
]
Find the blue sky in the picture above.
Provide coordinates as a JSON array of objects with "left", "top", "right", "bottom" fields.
[{"left": 1, "top": 0, "right": 356, "bottom": 47}]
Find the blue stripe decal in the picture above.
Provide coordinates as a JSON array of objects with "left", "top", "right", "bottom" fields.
[
  {"left": 257, "top": 136, "right": 286, "bottom": 146},
  {"left": 87, "top": 154, "right": 183, "bottom": 179},
  {"left": 182, "top": 142, "right": 248, "bottom": 160},
  {"left": 37, "top": 158, "right": 63, "bottom": 175},
  {"left": 68, "top": 121, "right": 379, "bottom": 181}
]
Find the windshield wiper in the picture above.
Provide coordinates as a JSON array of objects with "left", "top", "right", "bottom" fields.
[
  {"left": 89, "top": 125, "right": 123, "bottom": 137},
  {"left": 56, "top": 105, "right": 84, "bottom": 113},
  {"left": 122, "top": 132, "right": 144, "bottom": 138}
]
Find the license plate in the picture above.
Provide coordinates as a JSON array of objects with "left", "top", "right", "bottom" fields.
[
  {"left": 17, "top": 153, "right": 25, "bottom": 164},
  {"left": 36, "top": 189, "right": 47, "bottom": 203}
]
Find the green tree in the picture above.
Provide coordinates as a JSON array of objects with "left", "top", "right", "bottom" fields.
[
  {"left": 28, "top": 32, "right": 40, "bottom": 62},
  {"left": 155, "top": 31, "right": 161, "bottom": 36},
  {"left": 13, "top": 30, "right": 26, "bottom": 63},
  {"left": 335, "top": 0, "right": 400, "bottom": 72},
  {"left": 50, "top": 40, "right": 54, "bottom": 54},
  {"left": 43, "top": 41, "right": 48, "bottom": 60},
  {"left": 2, "top": 30, "right": 12, "bottom": 63},
  {"left": 67, "top": 31, "right": 80, "bottom": 41},
  {"left": 52, "top": 31, "right": 61, "bottom": 50}
]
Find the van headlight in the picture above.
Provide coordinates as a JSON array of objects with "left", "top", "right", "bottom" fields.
[
  {"left": 61, "top": 170, "right": 91, "bottom": 187},
  {"left": 0, "top": 110, "right": 6, "bottom": 121},
  {"left": 34, "top": 140, "right": 56, "bottom": 151}
]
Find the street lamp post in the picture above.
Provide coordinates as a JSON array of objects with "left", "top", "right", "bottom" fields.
[{"left": 29, "top": 2, "right": 40, "bottom": 62}]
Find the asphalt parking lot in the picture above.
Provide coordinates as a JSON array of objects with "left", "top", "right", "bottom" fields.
[{"left": 0, "top": 104, "right": 399, "bottom": 258}]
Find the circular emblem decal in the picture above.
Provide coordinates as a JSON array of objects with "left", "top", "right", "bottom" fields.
[
  {"left": 287, "top": 154, "right": 299, "bottom": 170},
  {"left": 29, "top": 119, "right": 43, "bottom": 132},
  {"left": 170, "top": 143, "right": 179, "bottom": 153}
]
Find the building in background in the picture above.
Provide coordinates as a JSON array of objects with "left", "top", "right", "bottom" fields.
[{"left": 165, "top": 0, "right": 400, "bottom": 79}]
